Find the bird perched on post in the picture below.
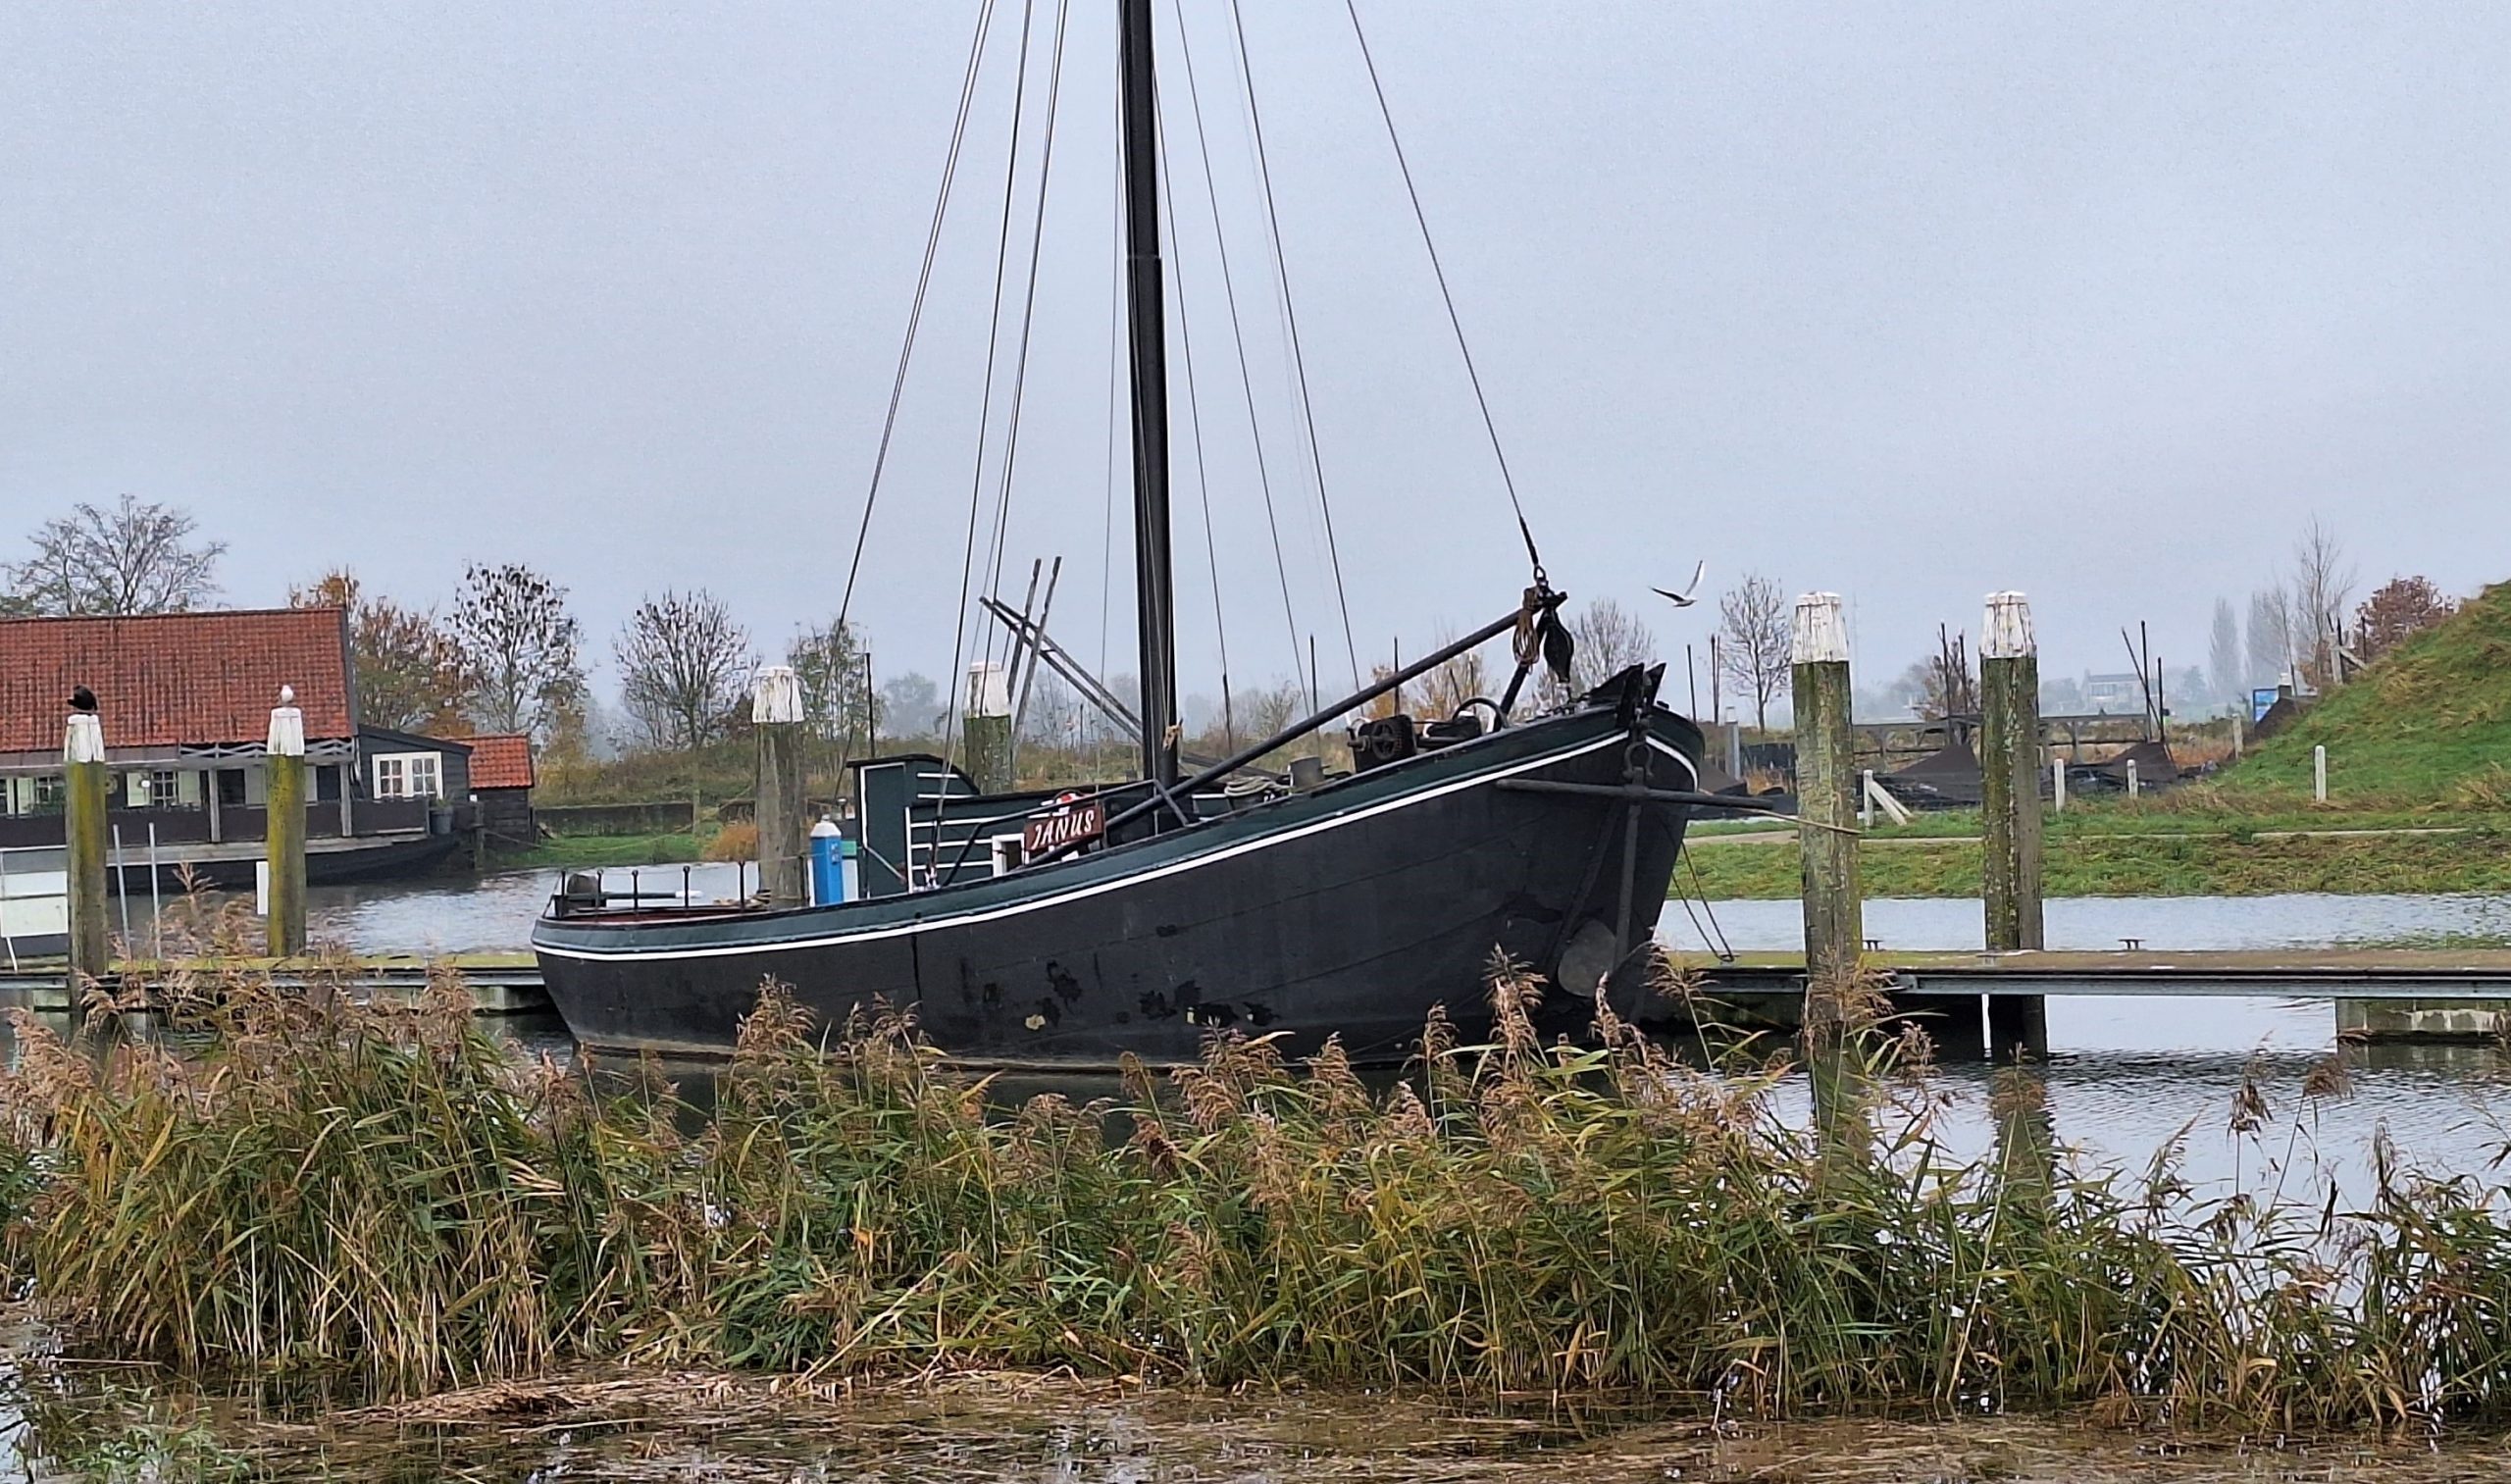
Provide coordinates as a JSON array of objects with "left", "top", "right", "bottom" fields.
[{"left": 68, "top": 686, "right": 98, "bottom": 714}]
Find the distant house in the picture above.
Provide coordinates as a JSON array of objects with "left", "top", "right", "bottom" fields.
[
  {"left": 0, "top": 608, "right": 471, "bottom": 884},
  {"left": 2080, "top": 672, "right": 2146, "bottom": 713},
  {"left": 464, "top": 734, "right": 538, "bottom": 847}
]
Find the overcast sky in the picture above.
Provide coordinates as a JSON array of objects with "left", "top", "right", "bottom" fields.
[{"left": 6, "top": 2, "right": 2507, "bottom": 709}]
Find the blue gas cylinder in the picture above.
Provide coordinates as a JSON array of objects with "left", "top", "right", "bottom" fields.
[{"left": 809, "top": 817, "right": 848, "bottom": 904}]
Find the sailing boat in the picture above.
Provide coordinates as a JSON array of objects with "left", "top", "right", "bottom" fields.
[{"left": 533, "top": 0, "right": 1711, "bottom": 1068}]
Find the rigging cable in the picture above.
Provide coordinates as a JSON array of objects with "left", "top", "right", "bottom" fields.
[
  {"left": 1153, "top": 59, "right": 1239, "bottom": 752},
  {"left": 1225, "top": 0, "right": 1364, "bottom": 691},
  {"left": 934, "top": 0, "right": 1040, "bottom": 881},
  {"left": 1339, "top": 0, "right": 1548, "bottom": 588},
  {"left": 1171, "top": 0, "right": 1307, "bottom": 715},
  {"left": 976, "top": 0, "right": 1076, "bottom": 679},
  {"left": 835, "top": 0, "right": 1005, "bottom": 640}
]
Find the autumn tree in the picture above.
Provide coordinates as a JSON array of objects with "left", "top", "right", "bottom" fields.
[
  {"left": 2353, "top": 575, "right": 2457, "bottom": 663},
  {"left": 449, "top": 563, "right": 586, "bottom": 742},
  {"left": 289, "top": 569, "right": 475, "bottom": 733},
  {"left": 787, "top": 618, "right": 880, "bottom": 745},
  {"left": 6, "top": 494, "right": 225, "bottom": 615},
  {"left": 1715, "top": 575, "right": 1791, "bottom": 730},
  {"left": 616, "top": 588, "right": 753, "bottom": 751}
]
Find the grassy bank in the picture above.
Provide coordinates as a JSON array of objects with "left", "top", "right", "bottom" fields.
[
  {"left": 10, "top": 962, "right": 2511, "bottom": 1432},
  {"left": 503, "top": 830, "right": 708, "bottom": 870},
  {"left": 1683, "top": 823, "right": 2511, "bottom": 898},
  {"left": 2213, "top": 580, "right": 2511, "bottom": 810}
]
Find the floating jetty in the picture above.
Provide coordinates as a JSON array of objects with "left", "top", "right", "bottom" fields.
[
  {"left": 5, "top": 947, "right": 2504, "bottom": 1047},
  {"left": 1680, "top": 947, "right": 2511, "bottom": 1047},
  {"left": 0, "top": 952, "right": 547, "bottom": 1015}
]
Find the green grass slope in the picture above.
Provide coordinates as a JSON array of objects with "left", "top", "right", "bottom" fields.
[{"left": 2217, "top": 581, "right": 2511, "bottom": 810}]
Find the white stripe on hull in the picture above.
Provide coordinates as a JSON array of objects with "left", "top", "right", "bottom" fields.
[{"left": 539, "top": 724, "right": 1697, "bottom": 963}]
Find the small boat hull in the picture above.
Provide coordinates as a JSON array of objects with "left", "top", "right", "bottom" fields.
[{"left": 535, "top": 698, "right": 1703, "bottom": 1068}]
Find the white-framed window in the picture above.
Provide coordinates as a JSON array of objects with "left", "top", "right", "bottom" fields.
[{"left": 372, "top": 752, "right": 442, "bottom": 800}]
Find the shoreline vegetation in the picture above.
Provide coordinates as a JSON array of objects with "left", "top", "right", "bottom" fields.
[{"left": 11, "top": 956, "right": 2511, "bottom": 1435}]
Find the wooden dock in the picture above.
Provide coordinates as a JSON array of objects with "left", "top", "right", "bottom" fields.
[
  {"left": 1679, "top": 947, "right": 2511, "bottom": 999},
  {"left": 6, "top": 947, "right": 2509, "bottom": 1039},
  {"left": 0, "top": 952, "right": 548, "bottom": 1015}
]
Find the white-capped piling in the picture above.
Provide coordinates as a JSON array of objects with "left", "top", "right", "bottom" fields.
[
  {"left": 964, "top": 660, "right": 1013, "bottom": 794},
  {"left": 1791, "top": 593, "right": 1861, "bottom": 987},
  {"left": 64, "top": 702, "right": 111, "bottom": 988},
  {"left": 1792, "top": 593, "right": 1866, "bottom": 1152},
  {"left": 1979, "top": 592, "right": 2047, "bottom": 1059},
  {"left": 753, "top": 665, "right": 808, "bottom": 906},
  {"left": 265, "top": 687, "right": 307, "bottom": 957}
]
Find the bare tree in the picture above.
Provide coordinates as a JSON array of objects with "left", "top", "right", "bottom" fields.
[
  {"left": 2288, "top": 518, "right": 2357, "bottom": 690},
  {"left": 1918, "top": 627, "right": 1976, "bottom": 722},
  {"left": 449, "top": 563, "right": 586, "bottom": 742},
  {"left": 615, "top": 589, "right": 753, "bottom": 751},
  {"left": 6, "top": 494, "right": 225, "bottom": 615},
  {"left": 290, "top": 569, "right": 476, "bottom": 733},
  {"left": 1419, "top": 637, "right": 1491, "bottom": 718},
  {"left": 2245, "top": 588, "right": 2291, "bottom": 691},
  {"left": 1715, "top": 575, "right": 1791, "bottom": 730},
  {"left": 1567, "top": 596, "right": 1660, "bottom": 693},
  {"left": 2207, "top": 597, "right": 2243, "bottom": 710}
]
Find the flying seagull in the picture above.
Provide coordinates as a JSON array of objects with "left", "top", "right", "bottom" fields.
[
  {"left": 68, "top": 686, "right": 97, "bottom": 713},
  {"left": 1652, "top": 561, "right": 1707, "bottom": 608}
]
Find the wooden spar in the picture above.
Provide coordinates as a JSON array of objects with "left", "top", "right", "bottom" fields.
[
  {"left": 1007, "top": 555, "right": 1063, "bottom": 769},
  {"left": 1119, "top": 0, "right": 1179, "bottom": 793},
  {"left": 1030, "top": 601, "right": 1530, "bottom": 869}
]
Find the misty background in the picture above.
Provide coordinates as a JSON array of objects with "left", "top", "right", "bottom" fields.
[{"left": 7, "top": 1, "right": 2508, "bottom": 733}]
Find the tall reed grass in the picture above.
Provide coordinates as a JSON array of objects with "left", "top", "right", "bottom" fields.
[{"left": 6, "top": 949, "right": 2511, "bottom": 1432}]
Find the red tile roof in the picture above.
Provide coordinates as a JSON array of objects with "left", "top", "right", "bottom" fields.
[
  {"left": 466, "top": 734, "right": 536, "bottom": 792},
  {"left": 0, "top": 608, "right": 355, "bottom": 754}
]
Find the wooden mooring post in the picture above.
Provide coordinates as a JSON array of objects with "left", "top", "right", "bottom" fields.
[
  {"left": 1792, "top": 592, "right": 1865, "bottom": 1147},
  {"left": 63, "top": 701, "right": 111, "bottom": 991},
  {"left": 753, "top": 665, "right": 808, "bottom": 906},
  {"left": 1979, "top": 591, "right": 2048, "bottom": 1060},
  {"left": 265, "top": 687, "right": 308, "bottom": 957},
  {"left": 964, "top": 660, "right": 1013, "bottom": 795}
]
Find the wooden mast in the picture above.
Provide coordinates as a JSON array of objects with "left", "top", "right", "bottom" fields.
[{"left": 1119, "top": 0, "right": 1179, "bottom": 792}]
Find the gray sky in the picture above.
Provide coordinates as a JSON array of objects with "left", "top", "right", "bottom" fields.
[{"left": 7, "top": 2, "right": 2508, "bottom": 709}]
